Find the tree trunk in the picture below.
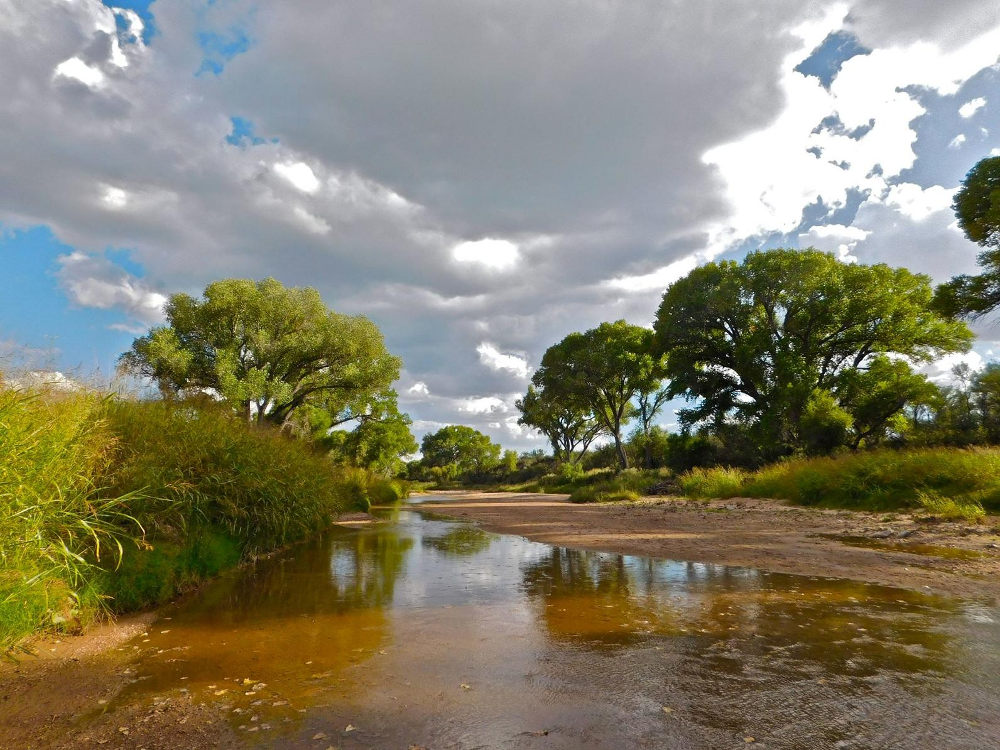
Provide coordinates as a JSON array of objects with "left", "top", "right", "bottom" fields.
[{"left": 613, "top": 431, "right": 629, "bottom": 471}]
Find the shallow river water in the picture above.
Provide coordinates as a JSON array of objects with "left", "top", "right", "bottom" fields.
[{"left": 103, "top": 500, "right": 1000, "bottom": 748}]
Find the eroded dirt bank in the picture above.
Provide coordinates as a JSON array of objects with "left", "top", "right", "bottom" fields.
[{"left": 420, "top": 491, "right": 1000, "bottom": 602}]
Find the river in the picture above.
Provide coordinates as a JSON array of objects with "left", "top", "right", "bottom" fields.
[{"left": 97, "top": 499, "right": 1000, "bottom": 748}]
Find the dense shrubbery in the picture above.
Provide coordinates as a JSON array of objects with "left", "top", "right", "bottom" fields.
[
  {"left": 0, "top": 385, "right": 393, "bottom": 652},
  {"left": 678, "top": 447, "right": 1000, "bottom": 517}
]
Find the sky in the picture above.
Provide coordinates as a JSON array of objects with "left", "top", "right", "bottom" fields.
[{"left": 1, "top": 0, "right": 999, "bottom": 451}]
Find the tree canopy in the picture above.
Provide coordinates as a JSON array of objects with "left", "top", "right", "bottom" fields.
[
  {"left": 420, "top": 425, "right": 502, "bottom": 477},
  {"left": 120, "top": 278, "right": 401, "bottom": 428},
  {"left": 935, "top": 156, "right": 1000, "bottom": 316},
  {"left": 654, "top": 248, "right": 972, "bottom": 456},
  {"left": 317, "top": 390, "right": 417, "bottom": 475},
  {"left": 515, "top": 385, "right": 603, "bottom": 463},
  {"left": 532, "top": 320, "right": 666, "bottom": 469}
]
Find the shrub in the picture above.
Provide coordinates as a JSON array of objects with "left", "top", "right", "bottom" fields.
[
  {"left": 678, "top": 467, "right": 747, "bottom": 498},
  {"left": 567, "top": 469, "right": 661, "bottom": 503},
  {"left": 1, "top": 386, "right": 393, "bottom": 652},
  {"left": 678, "top": 447, "right": 1000, "bottom": 516}
]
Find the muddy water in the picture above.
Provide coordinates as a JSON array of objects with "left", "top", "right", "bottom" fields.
[{"left": 101, "top": 501, "right": 1000, "bottom": 748}]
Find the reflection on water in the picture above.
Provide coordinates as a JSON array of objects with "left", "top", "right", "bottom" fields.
[{"left": 103, "top": 500, "right": 1000, "bottom": 748}]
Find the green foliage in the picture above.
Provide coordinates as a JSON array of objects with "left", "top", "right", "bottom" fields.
[
  {"left": 799, "top": 389, "right": 853, "bottom": 455},
  {"left": 317, "top": 390, "right": 417, "bottom": 475},
  {"left": 534, "top": 320, "right": 666, "bottom": 469},
  {"left": 915, "top": 491, "right": 986, "bottom": 523},
  {"left": 98, "top": 529, "right": 241, "bottom": 613},
  {"left": 515, "top": 385, "right": 603, "bottom": 463},
  {"left": 419, "top": 425, "right": 502, "bottom": 479},
  {"left": 567, "top": 469, "right": 662, "bottom": 503},
  {"left": 654, "top": 248, "right": 972, "bottom": 458},
  {"left": 679, "top": 447, "right": 1000, "bottom": 515},
  {"left": 102, "top": 400, "right": 349, "bottom": 556},
  {"left": 678, "top": 466, "right": 747, "bottom": 498},
  {"left": 121, "top": 278, "right": 401, "bottom": 429},
  {"left": 0, "top": 383, "right": 391, "bottom": 652},
  {"left": 936, "top": 156, "right": 1000, "bottom": 316},
  {"left": 0, "top": 385, "right": 145, "bottom": 652}
]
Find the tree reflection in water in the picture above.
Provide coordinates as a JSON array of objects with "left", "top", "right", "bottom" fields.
[{"left": 520, "top": 547, "right": 956, "bottom": 675}]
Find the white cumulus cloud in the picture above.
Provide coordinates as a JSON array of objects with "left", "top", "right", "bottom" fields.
[
  {"left": 452, "top": 238, "right": 520, "bottom": 270},
  {"left": 958, "top": 96, "right": 986, "bottom": 118},
  {"left": 476, "top": 342, "right": 531, "bottom": 379},
  {"left": 274, "top": 161, "right": 321, "bottom": 194}
]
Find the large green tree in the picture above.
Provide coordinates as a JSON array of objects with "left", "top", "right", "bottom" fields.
[
  {"left": 515, "top": 385, "right": 603, "bottom": 463},
  {"left": 532, "top": 321, "right": 666, "bottom": 469},
  {"left": 654, "top": 249, "right": 972, "bottom": 456},
  {"left": 420, "top": 425, "right": 502, "bottom": 477},
  {"left": 318, "top": 390, "right": 417, "bottom": 475},
  {"left": 935, "top": 156, "right": 1000, "bottom": 316},
  {"left": 120, "top": 278, "right": 401, "bottom": 428}
]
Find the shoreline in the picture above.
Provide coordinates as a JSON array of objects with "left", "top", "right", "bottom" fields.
[{"left": 415, "top": 491, "right": 1000, "bottom": 602}]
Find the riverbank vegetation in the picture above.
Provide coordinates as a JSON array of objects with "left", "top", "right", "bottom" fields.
[
  {"left": 495, "top": 155, "right": 1000, "bottom": 515},
  {"left": 678, "top": 448, "right": 997, "bottom": 521},
  {"left": 2, "top": 278, "right": 417, "bottom": 653}
]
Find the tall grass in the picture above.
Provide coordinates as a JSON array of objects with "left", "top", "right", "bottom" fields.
[
  {"left": 0, "top": 387, "right": 142, "bottom": 651},
  {"left": 566, "top": 469, "right": 665, "bottom": 503},
  {"left": 678, "top": 447, "right": 1000, "bottom": 516},
  {"left": 1, "top": 385, "right": 397, "bottom": 651}
]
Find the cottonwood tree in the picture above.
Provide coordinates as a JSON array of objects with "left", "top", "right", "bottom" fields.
[
  {"left": 533, "top": 321, "right": 666, "bottom": 470},
  {"left": 654, "top": 249, "right": 972, "bottom": 456},
  {"left": 633, "top": 384, "right": 671, "bottom": 468},
  {"left": 935, "top": 156, "right": 1000, "bottom": 316},
  {"left": 515, "top": 385, "right": 603, "bottom": 463},
  {"left": 317, "top": 390, "right": 417, "bottom": 475},
  {"left": 419, "top": 425, "right": 502, "bottom": 478},
  {"left": 121, "top": 278, "right": 400, "bottom": 429}
]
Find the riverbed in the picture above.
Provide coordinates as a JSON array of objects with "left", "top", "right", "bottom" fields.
[{"left": 2, "top": 498, "right": 999, "bottom": 748}]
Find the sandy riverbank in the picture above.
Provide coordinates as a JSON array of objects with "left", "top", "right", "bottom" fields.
[{"left": 416, "top": 491, "right": 1000, "bottom": 602}]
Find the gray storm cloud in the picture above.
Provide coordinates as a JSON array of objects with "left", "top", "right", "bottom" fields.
[{"left": 0, "top": 0, "right": 998, "bottom": 447}]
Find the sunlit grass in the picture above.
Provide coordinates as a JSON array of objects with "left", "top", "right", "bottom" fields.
[
  {"left": 678, "top": 447, "right": 1000, "bottom": 517},
  {"left": 1, "top": 383, "right": 399, "bottom": 652}
]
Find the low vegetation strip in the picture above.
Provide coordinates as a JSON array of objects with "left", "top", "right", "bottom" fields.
[
  {"left": 678, "top": 447, "right": 999, "bottom": 520},
  {"left": 0, "top": 385, "right": 402, "bottom": 653}
]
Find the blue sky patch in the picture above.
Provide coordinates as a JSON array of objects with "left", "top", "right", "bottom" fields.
[
  {"left": 197, "top": 26, "right": 252, "bottom": 76},
  {"left": 0, "top": 225, "right": 138, "bottom": 376},
  {"left": 104, "top": 0, "right": 156, "bottom": 43},
  {"left": 226, "top": 116, "right": 274, "bottom": 147},
  {"left": 795, "top": 31, "right": 870, "bottom": 89}
]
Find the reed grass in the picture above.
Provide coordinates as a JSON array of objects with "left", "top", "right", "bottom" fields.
[{"left": 1, "top": 384, "right": 398, "bottom": 652}]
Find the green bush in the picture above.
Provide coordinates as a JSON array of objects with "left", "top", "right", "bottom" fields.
[
  {"left": 567, "top": 469, "right": 661, "bottom": 503},
  {"left": 1, "top": 386, "right": 394, "bottom": 652},
  {"left": 0, "top": 386, "right": 140, "bottom": 652},
  {"left": 678, "top": 447, "right": 1000, "bottom": 516},
  {"left": 677, "top": 467, "right": 747, "bottom": 498}
]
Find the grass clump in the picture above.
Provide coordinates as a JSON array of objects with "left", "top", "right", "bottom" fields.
[
  {"left": 567, "top": 469, "right": 662, "bottom": 503},
  {"left": 678, "top": 447, "right": 1000, "bottom": 517},
  {"left": 914, "top": 491, "right": 986, "bottom": 523},
  {"left": 0, "top": 387, "right": 142, "bottom": 651},
  {"left": 1, "top": 385, "right": 395, "bottom": 652},
  {"left": 678, "top": 467, "right": 747, "bottom": 498}
]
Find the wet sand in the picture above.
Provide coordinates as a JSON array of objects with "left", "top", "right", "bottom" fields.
[{"left": 420, "top": 492, "right": 1000, "bottom": 602}]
